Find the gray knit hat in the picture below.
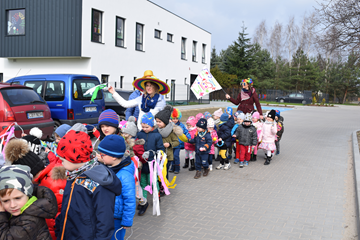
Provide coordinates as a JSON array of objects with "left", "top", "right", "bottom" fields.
[
  {"left": 0, "top": 165, "right": 34, "bottom": 197},
  {"left": 122, "top": 116, "right": 138, "bottom": 137},
  {"left": 155, "top": 105, "right": 173, "bottom": 125},
  {"left": 67, "top": 123, "right": 87, "bottom": 134}
]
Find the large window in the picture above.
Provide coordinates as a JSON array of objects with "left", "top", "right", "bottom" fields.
[
  {"left": 181, "top": 37, "right": 186, "bottom": 60},
  {"left": 92, "top": 9, "right": 102, "bottom": 43},
  {"left": 45, "top": 81, "right": 65, "bottom": 101},
  {"left": 155, "top": 29, "right": 161, "bottom": 39},
  {"left": 192, "top": 41, "right": 197, "bottom": 62},
  {"left": 167, "top": 33, "right": 173, "bottom": 42},
  {"left": 73, "top": 79, "right": 103, "bottom": 100},
  {"left": 136, "top": 23, "right": 144, "bottom": 51},
  {"left": 202, "top": 44, "right": 206, "bottom": 63},
  {"left": 7, "top": 9, "right": 25, "bottom": 35},
  {"left": 116, "top": 17, "right": 125, "bottom": 47}
]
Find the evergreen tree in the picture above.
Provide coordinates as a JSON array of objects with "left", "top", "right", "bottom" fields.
[{"left": 210, "top": 46, "right": 220, "bottom": 69}]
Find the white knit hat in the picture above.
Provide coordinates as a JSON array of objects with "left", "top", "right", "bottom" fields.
[
  {"left": 213, "top": 108, "right": 223, "bottom": 118},
  {"left": 207, "top": 118, "right": 215, "bottom": 128}
]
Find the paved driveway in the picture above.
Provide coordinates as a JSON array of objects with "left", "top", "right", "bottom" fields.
[{"left": 128, "top": 105, "right": 360, "bottom": 240}]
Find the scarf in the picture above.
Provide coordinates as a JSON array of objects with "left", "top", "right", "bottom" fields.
[
  {"left": 198, "top": 130, "right": 207, "bottom": 138},
  {"left": 158, "top": 123, "right": 173, "bottom": 138},
  {"left": 187, "top": 126, "right": 196, "bottom": 132},
  {"left": 141, "top": 93, "right": 160, "bottom": 113},
  {"left": 66, "top": 159, "right": 99, "bottom": 180},
  {"left": 241, "top": 88, "right": 252, "bottom": 101}
]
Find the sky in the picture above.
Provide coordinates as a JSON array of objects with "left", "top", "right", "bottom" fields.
[{"left": 150, "top": 0, "right": 319, "bottom": 53}]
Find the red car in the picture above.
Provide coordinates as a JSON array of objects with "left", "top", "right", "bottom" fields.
[{"left": 0, "top": 83, "right": 54, "bottom": 139}]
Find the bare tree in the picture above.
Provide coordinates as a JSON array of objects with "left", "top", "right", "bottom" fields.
[
  {"left": 253, "top": 20, "right": 268, "bottom": 49},
  {"left": 268, "top": 21, "right": 284, "bottom": 60},
  {"left": 285, "top": 16, "right": 298, "bottom": 65}
]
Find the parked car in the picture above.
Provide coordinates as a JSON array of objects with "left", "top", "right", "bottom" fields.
[
  {"left": 275, "top": 93, "right": 311, "bottom": 104},
  {"left": 7, "top": 74, "right": 105, "bottom": 132},
  {"left": 0, "top": 83, "right": 54, "bottom": 139},
  {"left": 103, "top": 89, "right": 134, "bottom": 121}
]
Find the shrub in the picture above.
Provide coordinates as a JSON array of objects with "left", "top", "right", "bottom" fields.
[
  {"left": 321, "top": 98, "right": 325, "bottom": 106},
  {"left": 312, "top": 96, "right": 317, "bottom": 105}
]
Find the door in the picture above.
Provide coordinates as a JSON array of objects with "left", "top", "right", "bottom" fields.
[
  {"left": 189, "top": 74, "right": 198, "bottom": 102},
  {"left": 44, "top": 81, "right": 66, "bottom": 121},
  {"left": 171, "top": 79, "right": 176, "bottom": 102}
]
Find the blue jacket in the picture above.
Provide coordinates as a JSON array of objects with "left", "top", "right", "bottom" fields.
[
  {"left": 217, "top": 120, "right": 233, "bottom": 148},
  {"left": 125, "top": 90, "right": 141, "bottom": 121},
  {"left": 55, "top": 164, "right": 122, "bottom": 240},
  {"left": 188, "top": 131, "right": 212, "bottom": 154},
  {"left": 136, "top": 128, "right": 165, "bottom": 174},
  {"left": 174, "top": 121, "right": 190, "bottom": 149},
  {"left": 112, "top": 157, "right": 136, "bottom": 227}
]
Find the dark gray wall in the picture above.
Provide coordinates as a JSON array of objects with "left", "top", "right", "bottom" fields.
[{"left": 0, "top": 0, "right": 82, "bottom": 57}]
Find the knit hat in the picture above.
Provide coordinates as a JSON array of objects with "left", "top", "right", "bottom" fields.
[
  {"left": 267, "top": 110, "right": 276, "bottom": 120},
  {"left": 207, "top": 118, "right": 215, "bottom": 128},
  {"left": 220, "top": 113, "right": 229, "bottom": 122},
  {"left": 155, "top": 105, "right": 173, "bottom": 125},
  {"left": 141, "top": 112, "right": 155, "bottom": 127},
  {"left": 186, "top": 116, "right": 197, "bottom": 127},
  {"left": 68, "top": 123, "right": 87, "bottom": 134},
  {"left": 226, "top": 107, "right": 233, "bottom": 116},
  {"left": 170, "top": 108, "right": 182, "bottom": 120},
  {"left": 244, "top": 113, "right": 252, "bottom": 122},
  {"left": 195, "top": 113, "right": 204, "bottom": 121},
  {"left": 0, "top": 165, "right": 33, "bottom": 197},
  {"left": 252, "top": 112, "right": 260, "bottom": 120},
  {"left": 204, "top": 111, "right": 212, "bottom": 120},
  {"left": 234, "top": 111, "right": 243, "bottom": 118},
  {"left": 98, "top": 135, "right": 126, "bottom": 158},
  {"left": 275, "top": 110, "right": 281, "bottom": 117},
  {"left": 55, "top": 124, "right": 71, "bottom": 138},
  {"left": 5, "top": 139, "right": 45, "bottom": 177},
  {"left": 122, "top": 116, "right": 138, "bottom": 137},
  {"left": 98, "top": 109, "right": 119, "bottom": 128},
  {"left": 29, "top": 127, "right": 42, "bottom": 139},
  {"left": 196, "top": 118, "right": 207, "bottom": 130},
  {"left": 238, "top": 113, "right": 245, "bottom": 120},
  {"left": 57, "top": 130, "right": 93, "bottom": 163},
  {"left": 213, "top": 108, "right": 223, "bottom": 118},
  {"left": 119, "top": 120, "right": 127, "bottom": 129}
]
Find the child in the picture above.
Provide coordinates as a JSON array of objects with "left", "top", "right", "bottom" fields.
[
  {"left": 213, "top": 108, "right": 223, "bottom": 126},
  {"left": 231, "top": 112, "right": 245, "bottom": 164},
  {"left": 46, "top": 124, "right": 71, "bottom": 164},
  {"left": 275, "top": 110, "right": 284, "bottom": 155},
  {"left": 207, "top": 118, "right": 218, "bottom": 171},
  {"left": 196, "top": 113, "right": 205, "bottom": 121},
  {"left": 251, "top": 111, "right": 263, "bottom": 161},
  {"left": 204, "top": 111, "right": 212, "bottom": 120},
  {"left": 0, "top": 165, "right": 57, "bottom": 239},
  {"left": 225, "top": 107, "right": 235, "bottom": 161},
  {"left": 232, "top": 113, "right": 257, "bottom": 168},
  {"left": 55, "top": 130, "right": 122, "bottom": 239},
  {"left": 98, "top": 135, "right": 136, "bottom": 240},
  {"left": 170, "top": 108, "right": 191, "bottom": 174},
  {"left": 216, "top": 113, "right": 233, "bottom": 170},
  {"left": 258, "top": 110, "right": 277, "bottom": 165},
  {"left": 136, "top": 112, "right": 165, "bottom": 216},
  {"left": 188, "top": 118, "right": 212, "bottom": 179},
  {"left": 122, "top": 116, "right": 145, "bottom": 159},
  {"left": 21, "top": 127, "right": 48, "bottom": 165},
  {"left": 184, "top": 116, "right": 197, "bottom": 171}
]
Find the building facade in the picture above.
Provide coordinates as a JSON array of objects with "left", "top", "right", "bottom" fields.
[{"left": 0, "top": 0, "right": 211, "bottom": 101}]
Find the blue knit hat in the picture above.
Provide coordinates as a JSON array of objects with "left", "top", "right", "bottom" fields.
[
  {"left": 220, "top": 113, "right": 228, "bottom": 122},
  {"left": 98, "top": 135, "right": 126, "bottom": 158},
  {"left": 55, "top": 124, "right": 71, "bottom": 138},
  {"left": 98, "top": 109, "right": 119, "bottom": 128},
  {"left": 275, "top": 110, "right": 281, "bottom": 117},
  {"left": 226, "top": 107, "right": 233, "bottom": 116},
  {"left": 141, "top": 112, "right": 154, "bottom": 127}
]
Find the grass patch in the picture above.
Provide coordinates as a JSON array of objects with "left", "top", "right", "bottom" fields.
[{"left": 259, "top": 100, "right": 303, "bottom": 106}]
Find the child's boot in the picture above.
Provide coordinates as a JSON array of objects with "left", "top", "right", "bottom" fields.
[
  {"left": 253, "top": 155, "right": 257, "bottom": 161},
  {"left": 174, "top": 164, "right": 180, "bottom": 174},
  {"left": 194, "top": 170, "right": 201, "bottom": 179},
  {"left": 234, "top": 158, "right": 239, "bottom": 164},
  {"left": 239, "top": 161, "right": 244, "bottom": 168},
  {"left": 244, "top": 161, "right": 249, "bottom": 167},
  {"left": 183, "top": 158, "right": 189, "bottom": 168},
  {"left": 138, "top": 202, "right": 149, "bottom": 216},
  {"left": 203, "top": 168, "right": 210, "bottom": 177},
  {"left": 276, "top": 150, "right": 280, "bottom": 155},
  {"left": 264, "top": 156, "right": 271, "bottom": 165},
  {"left": 188, "top": 159, "right": 195, "bottom": 171}
]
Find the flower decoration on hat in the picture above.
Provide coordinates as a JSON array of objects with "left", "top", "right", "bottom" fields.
[{"left": 241, "top": 78, "right": 253, "bottom": 85}]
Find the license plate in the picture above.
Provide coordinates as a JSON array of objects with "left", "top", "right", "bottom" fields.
[
  {"left": 28, "top": 112, "right": 43, "bottom": 119},
  {"left": 85, "top": 107, "right": 97, "bottom": 112}
]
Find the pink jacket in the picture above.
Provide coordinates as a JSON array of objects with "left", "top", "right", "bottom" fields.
[
  {"left": 259, "top": 121, "right": 277, "bottom": 143},
  {"left": 209, "top": 130, "right": 218, "bottom": 155},
  {"left": 184, "top": 127, "right": 197, "bottom": 151}
]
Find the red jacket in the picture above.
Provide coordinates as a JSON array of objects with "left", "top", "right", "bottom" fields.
[{"left": 229, "top": 88, "right": 263, "bottom": 115}]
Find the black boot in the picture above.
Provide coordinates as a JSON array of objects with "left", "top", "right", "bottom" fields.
[
  {"left": 264, "top": 156, "right": 271, "bottom": 165},
  {"left": 253, "top": 155, "right": 257, "bottom": 161},
  {"left": 138, "top": 202, "right": 149, "bottom": 216},
  {"left": 182, "top": 158, "right": 189, "bottom": 168},
  {"left": 188, "top": 159, "right": 195, "bottom": 171}
]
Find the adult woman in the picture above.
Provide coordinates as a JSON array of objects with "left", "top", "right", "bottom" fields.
[
  {"left": 108, "top": 70, "right": 169, "bottom": 129},
  {"left": 225, "top": 78, "right": 263, "bottom": 117}
]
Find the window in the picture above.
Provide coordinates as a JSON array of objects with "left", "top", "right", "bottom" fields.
[
  {"left": 92, "top": 9, "right": 102, "bottom": 43},
  {"left": 114, "top": 82, "right": 117, "bottom": 88},
  {"left": 7, "top": 9, "right": 25, "bottom": 35},
  {"left": 101, "top": 75, "right": 109, "bottom": 84},
  {"left": 184, "top": 78, "right": 187, "bottom": 85},
  {"left": 165, "top": 80, "right": 169, "bottom": 99},
  {"left": 73, "top": 79, "right": 103, "bottom": 100},
  {"left": 45, "top": 81, "right": 65, "bottom": 101},
  {"left": 0, "top": 73, "right": 3, "bottom": 82},
  {"left": 192, "top": 41, "right": 197, "bottom": 62},
  {"left": 181, "top": 37, "right": 186, "bottom": 60},
  {"left": 202, "top": 44, "right": 206, "bottom": 63},
  {"left": 167, "top": 33, "right": 173, "bottom": 42},
  {"left": 120, "top": 76, "right": 123, "bottom": 88},
  {"left": 25, "top": 81, "right": 44, "bottom": 96},
  {"left": 289, "top": 93, "right": 296, "bottom": 97},
  {"left": 136, "top": 23, "right": 144, "bottom": 51},
  {"left": 155, "top": 29, "right": 161, "bottom": 39},
  {"left": 0, "top": 88, "right": 44, "bottom": 107},
  {"left": 116, "top": 17, "right": 125, "bottom": 47}
]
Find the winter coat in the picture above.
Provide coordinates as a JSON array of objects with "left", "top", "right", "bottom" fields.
[
  {"left": 123, "top": 138, "right": 145, "bottom": 159},
  {"left": 276, "top": 117, "right": 284, "bottom": 141},
  {"left": 234, "top": 124, "right": 258, "bottom": 146},
  {"left": 217, "top": 120, "right": 233, "bottom": 149},
  {"left": 188, "top": 131, "right": 213, "bottom": 154},
  {"left": 209, "top": 130, "right": 218, "bottom": 155},
  {"left": 125, "top": 90, "right": 141, "bottom": 121},
  {"left": 229, "top": 88, "right": 263, "bottom": 115},
  {"left": 184, "top": 127, "right": 197, "bottom": 151},
  {"left": 136, "top": 128, "right": 165, "bottom": 174},
  {"left": 259, "top": 121, "right": 277, "bottom": 143},
  {"left": 253, "top": 121, "right": 263, "bottom": 142},
  {"left": 55, "top": 164, "right": 122, "bottom": 240},
  {"left": 34, "top": 163, "right": 67, "bottom": 240},
  {"left": 158, "top": 124, "right": 182, "bottom": 161},
  {"left": 0, "top": 186, "right": 57, "bottom": 240},
  {"left": 174, "top": 121, "right": 191, "bottom": 149}
]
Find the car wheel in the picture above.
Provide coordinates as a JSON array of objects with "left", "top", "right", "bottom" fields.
[{"left": 279, "top": 99, "right": 285, "bottom": 103}]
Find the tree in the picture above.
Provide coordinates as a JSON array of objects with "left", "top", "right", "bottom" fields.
[
  {"left": 210, "top": 46, "right": 221, "bottom": 69},
  {"left": 210, "top": 65, "right": 237, "bottom": 88}
]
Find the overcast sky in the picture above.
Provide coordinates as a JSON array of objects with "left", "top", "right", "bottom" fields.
[{"left": 150, "top": 0, "right": 319, "bottom": 53}]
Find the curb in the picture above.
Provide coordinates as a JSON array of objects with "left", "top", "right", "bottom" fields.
[{"left": 351, "top": 130, "right": 360, "bottom": 234}]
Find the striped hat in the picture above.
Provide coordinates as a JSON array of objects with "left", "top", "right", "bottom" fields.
[
  {"left": 170, "top": 108, "right": 182, "bottom": 120},
  {"left": 98, "top": 109, "right": 119, "bottom": 128}
]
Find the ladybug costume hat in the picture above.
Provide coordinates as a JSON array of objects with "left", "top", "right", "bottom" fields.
[{"left": 57, "top": 130, "right": 93, "bottom": 163}]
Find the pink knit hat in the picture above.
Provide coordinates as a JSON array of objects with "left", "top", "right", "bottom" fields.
[
  {"left": 252, "top": 112, "right": 260, "bottom": 119},
  {"left": 186, "top": 116, "right": 197, "bottom": 127},
  {"left": 195, "top": 113, "right": 204, "bottom": 121},
  {"left": 207, "top": 118, "right": 215, "bottom": 128},
  {"left": 213, "top": 108, "right": 223, "bottom": 118}
]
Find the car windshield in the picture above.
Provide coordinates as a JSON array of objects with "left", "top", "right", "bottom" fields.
[
  {"left": 0, "top": 88, "right": 45, "bottom": 107},
  {"left": 73, "top": 79, "right": 103, "bottom": 100},
  {"left": 104, "top": 91, "right": 116, "bottom": 102}
]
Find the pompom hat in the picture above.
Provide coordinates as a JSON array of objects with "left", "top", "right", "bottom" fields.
[
  {"left": 170, "top": 108, "right": 182, "bottom": 120},
  {"left": 267, "top": 110, "right": 276, "bottom": 120},
  {"left": 57, "top": 130, "right": 93, "bottom": 163},
  {"left": 122, "top": 116, "right": 138, "bottom": 137},
  {"left": 186, "top": 116, "right": 197, "bottom": 127},
  {"left": 29, "top": 127, "right": 42, "bottom": 139},
  {"left": 213, "top": 108, "right": 223, "bottom": 118}
]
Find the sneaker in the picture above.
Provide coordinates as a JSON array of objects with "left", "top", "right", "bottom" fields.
[
  {"left": 244, "top": 161, "right": 249, "bottom": 167},
  {"left": 234, "top": 159, "right": 239, "bottom": 164},
  {"left": 209, "top": 165, "right": 213, "bottom": 171},
  {"left": 216, "top": 164, "right": 224, "bottom": 170},
  {"left": 224, "top": 163, "right": 231, "bottom": 170},
  {"left": 239, "top": 162, "right": 244, "bottom": 168}
]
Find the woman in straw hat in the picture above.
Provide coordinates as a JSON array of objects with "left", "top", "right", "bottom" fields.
[{"left": 108, "top": 70, "right": 170, "bottom": 129}]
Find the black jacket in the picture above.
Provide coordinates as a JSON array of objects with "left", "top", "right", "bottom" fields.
[{"left": 234, "top": 124, "right": 258, "bottom": 146}]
